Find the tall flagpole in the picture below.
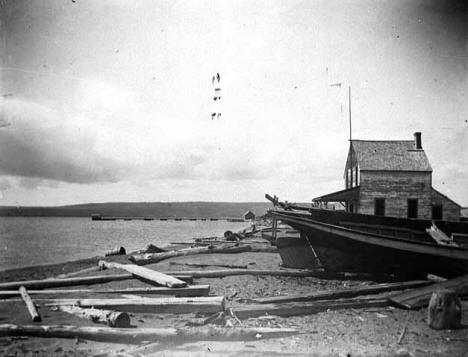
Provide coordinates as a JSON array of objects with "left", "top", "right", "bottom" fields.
[{"left": 348, "top": 86, "right": 352, "bottom": 141}]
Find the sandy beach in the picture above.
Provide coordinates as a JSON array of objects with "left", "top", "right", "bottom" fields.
[{"left": 0, "top": 234, "right": 467, "bottom": 357}]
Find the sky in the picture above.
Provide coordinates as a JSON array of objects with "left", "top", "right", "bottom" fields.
[{"left": 0, "top": 0, "right": 467, "bottom": 206}]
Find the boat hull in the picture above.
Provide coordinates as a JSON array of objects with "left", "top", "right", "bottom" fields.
[{"left": 272, "top": 210, "right": 468, "bottom": 279}]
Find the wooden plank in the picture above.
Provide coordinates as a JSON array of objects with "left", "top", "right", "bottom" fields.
[
  {"left": 0, "top": 274, "right": 193, "bottom": 291},
  {"left": 47, "top": 296, "right": 226, "bottom": 314},
  {"left": 0, "top": 285, "right": 210, "bottom": 299},
  {"left": 98, "top": 261, "right": 187, "bottom": 288},
  {"left": 250, "top": 280, "right": 432, "bottom": 304},
  {"left": 390, "top": 273, "right": 468, "bottom": 309},
  {"left": 56, "top": 305, "right": 130, "bottom": 327},
  {"left": 233, "top": 297, "right": 390, "bottom": 319},
  {"left": 0, "top": 324, "right": 298, "bottom": 344},
  {"left": 18, "top": 287, "right": 41, "bottom": 322}
]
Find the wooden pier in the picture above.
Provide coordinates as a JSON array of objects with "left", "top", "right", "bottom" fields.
[{"left": 91, "top": 214, "right": 245, "bottom": 222}]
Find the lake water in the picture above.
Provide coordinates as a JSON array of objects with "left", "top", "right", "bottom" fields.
[{"left": 0, "top": 217, "right": 249, "bottom": 272}]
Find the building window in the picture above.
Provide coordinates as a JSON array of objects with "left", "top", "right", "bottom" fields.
[
  {"left": 374, "top": 198, "right": 385, "bottom": 216},
  {"left": 408, "top": 199, "right": 418, "bottom": 219},
  {"left": 432, "top": 205, "right": 443, "bottom": 220}
]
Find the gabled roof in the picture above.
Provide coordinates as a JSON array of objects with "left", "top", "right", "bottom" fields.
[{"left": 350, "top": 140, "right": 432, "bottom": 172}]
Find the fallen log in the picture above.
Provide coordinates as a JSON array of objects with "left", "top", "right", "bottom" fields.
[
  {"left": 47, "top": 296, "right": 226, "bottom": 314},
  {"left": 0, "top": 274, "right": 193, "bottom": 291},
  {"left": 98, "top": 261, "right": 187, "bottom": 288},
  {"left": 0, "top": 324, "right": 298, "bottom": 344},
  {"left": 233, "top": 297, "right": 390, "bottom": 319},
  {"left": 19, "top": 287, "right": 41, "bottom": 322},
  {"left": 56, "top": 305, "right": 130, "bottom": 327},
  {"left": 249, "top": 280, "right": 432, "bottom": 304},
  {"left": 390, "top": 273, "right": 468, "bottom": 309},
  {"left": 0, "top": 285, "right": 210, "bottom": 299},
  {"left": 129, "top": 244, "right": 253, "bottom": 265}
]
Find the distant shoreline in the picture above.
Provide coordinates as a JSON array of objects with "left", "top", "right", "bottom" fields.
[{"left": 0, "top": 201, "right": 278, "bottom": 217}]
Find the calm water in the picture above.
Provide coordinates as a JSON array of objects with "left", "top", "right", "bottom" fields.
[{"left": 0, "top": 217, "right": 248, "bottom": 272}]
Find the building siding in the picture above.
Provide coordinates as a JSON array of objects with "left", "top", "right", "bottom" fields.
[
  {"left": 431, "top": 189, "right": 461, "bottom": 222},
  {"left": 358, "top": 171, "right": 432, "bottom": 219}
]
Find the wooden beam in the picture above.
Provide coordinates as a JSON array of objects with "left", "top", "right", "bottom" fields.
[
  {"left": 56, "top": 305, "right": 130, "bottom": 327},
  {"left": 47, "top": 296, "right": 226, "bottom": 314},
  {"left": 0, "top": 324, "right": 298, "bottom": 344},
  {"left": 18, "top": 287, "right": 41, "bottom": 322},
  {"left": 98, "top": 261, "right": 187, "bottom": 288},
  {"left": 250, "top": 280, "right": 432, "bottom": 304},
  {"left": 233, "top": 297, "right": 390, "bottom": 319},
  {"left": 0, "top": 285, "right": 210, "bottom": 299},
  {"left": 390, "top": 273, "right": 468, "bottom": 309}
]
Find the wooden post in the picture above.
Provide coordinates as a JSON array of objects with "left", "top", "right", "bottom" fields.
[
  {"left": 18, "top": 286, "right": 41, "bottom": 322},
  {"left": 98, "top": 261, "right": 187, "bottom": 288},
  {"left": 57, "top": 305, "right": 130, "bottom": 327},
  {"left": 427, "top": 289, "right": 461, "bottom": 330}
]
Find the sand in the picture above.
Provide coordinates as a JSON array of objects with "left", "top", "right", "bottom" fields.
[{"left": 0, "top": 243, "right": 467, "bottom": 356}]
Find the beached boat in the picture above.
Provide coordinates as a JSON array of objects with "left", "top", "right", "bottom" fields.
[{"left": 270, "top": 206, "right": 468, "bottom": 278}]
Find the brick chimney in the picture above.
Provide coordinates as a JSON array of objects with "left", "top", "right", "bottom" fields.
[{"left": 414, "top": 132, "right": 422, "bottom": 149}]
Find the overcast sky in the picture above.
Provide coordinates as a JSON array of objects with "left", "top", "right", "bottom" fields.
[{"left": 0, "top": 0, "right": 467, "bottom": 206}]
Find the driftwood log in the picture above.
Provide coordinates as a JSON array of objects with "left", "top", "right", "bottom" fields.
[
  {"left": 249, "top": 280, "right": 431, "bottom": 304},
  {"left": 56, "top": 305, "right": 130, "bottom": 327},
  {"left": 129, "top": 244, "right": 252, "bottom": 265},
  {"left": 47, "top": 296, "right": 226, "bottom": 314},
  {"left": 98, "top": 261, "right": 187, "bottom": 288},
  {"left": 19, "top": 286, "right": 41, "bottom": 322},
  {"left": 0, "top": 285, "right": 210, "bottom": 299},
  {"left": 0, "top": 324, "right": 298, "bottom": 344}
]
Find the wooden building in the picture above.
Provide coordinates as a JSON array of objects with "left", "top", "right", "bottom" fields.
[
  {"left": 243, "top": 210, "right": 256, "bottom": 221},
  {"left": 313, "top": 132, "right": 461, "bottom": 221}
]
